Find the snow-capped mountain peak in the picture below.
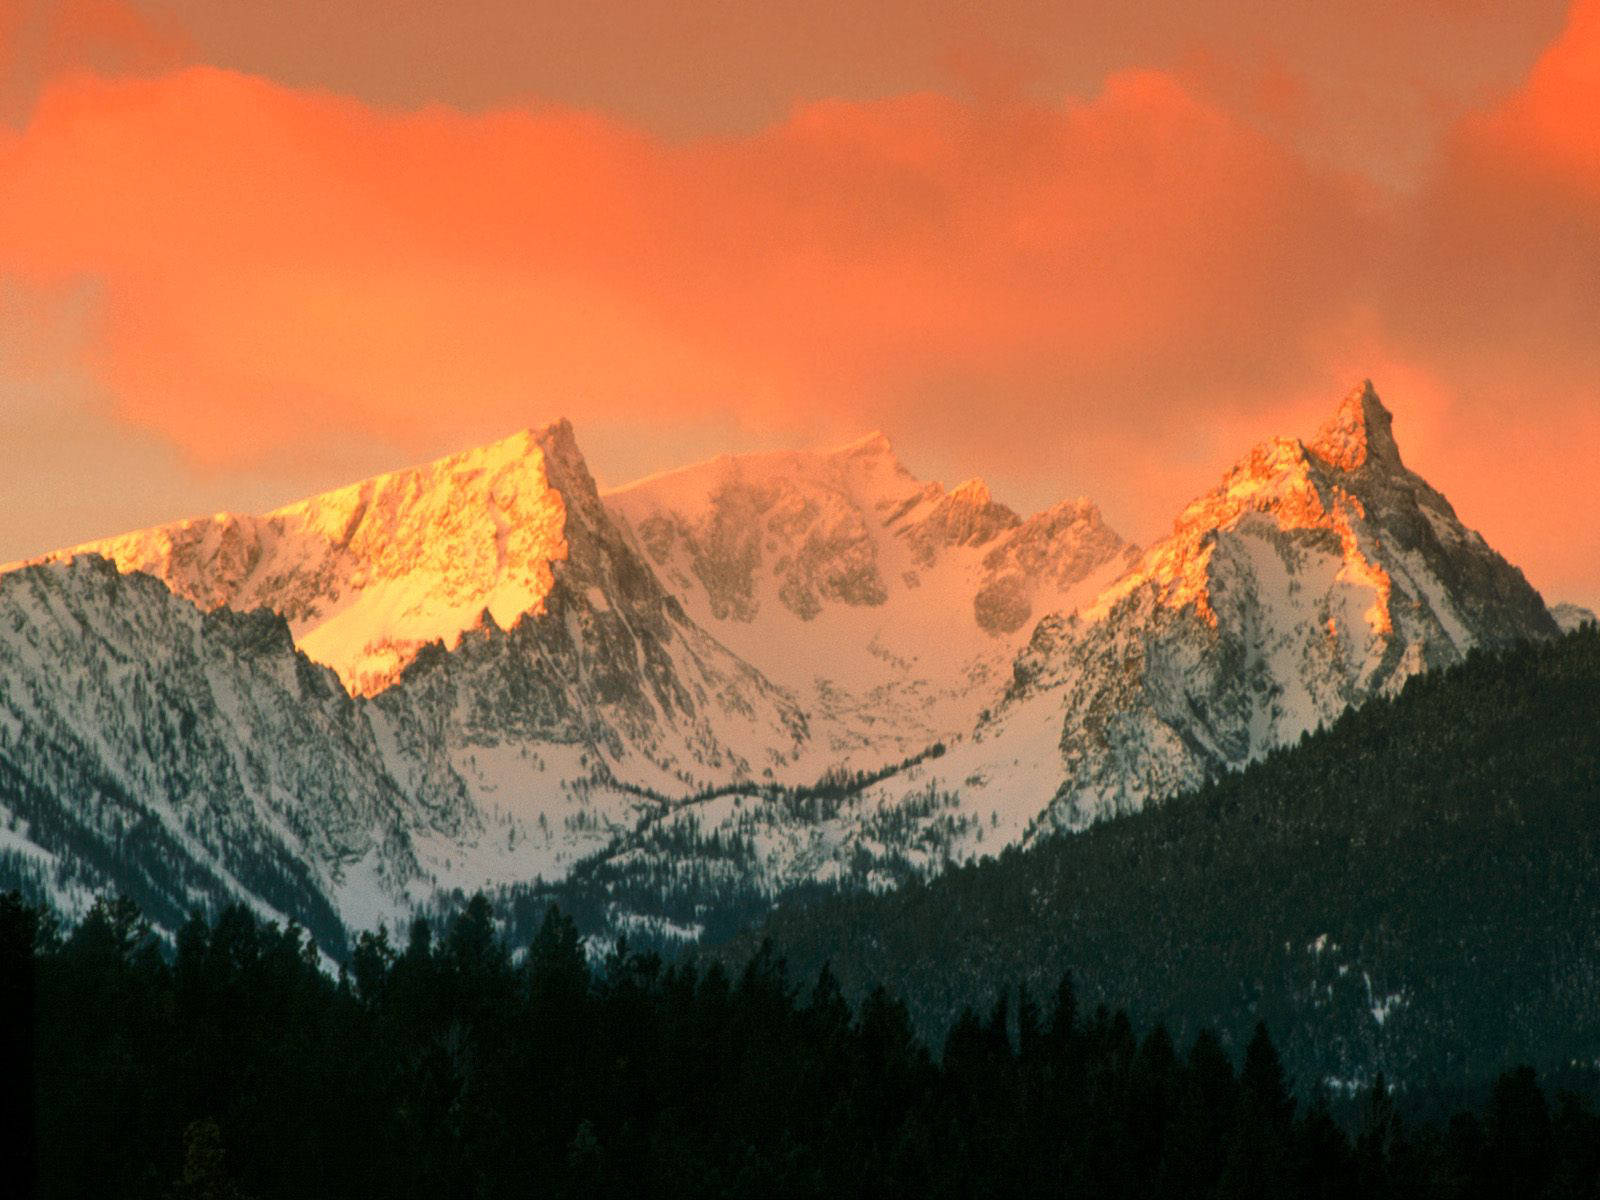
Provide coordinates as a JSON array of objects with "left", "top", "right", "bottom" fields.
[
  {"left": 939, "top": 381, "right": 1559, "bottom": 837},
  {"left": 12, "top": 423, "right": 583, "bottom": 696},
  {"left": 1308, "top": 379, "right": 1404, "bottom": 472},
  {"left": 1086, "top": 383, "right": 1476, "bottom": 649}
]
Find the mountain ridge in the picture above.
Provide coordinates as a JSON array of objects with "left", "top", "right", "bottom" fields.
[
  {"left": 10, "top": 422, "right": 591, "bottom": 697},
  {"left": 0, "top": 380, "right": 1573, "bottom": 951},
  {"left": 909, "top": 380, "right": 1559, "bottom": 838}
]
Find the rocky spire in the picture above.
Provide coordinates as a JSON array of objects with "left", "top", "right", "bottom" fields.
[{"left": 1307, "top": 380, "right": 1403, "bottom": 472}]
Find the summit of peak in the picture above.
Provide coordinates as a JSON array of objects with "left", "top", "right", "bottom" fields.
[
  {"left": 21, "top": 420, "right": 590, "bottom": 697},
  {"left": 1308, "top": 380, "right": 1402, "bottom": 472},
  {"left": 948, "top": 477, "right": 994, "bottom": 507},
  {"left": 338, "top": 420, "right": 581, "bottom": 492},
  {"left": 477, "top": 417, "right": 581, "bottom": 461},
  {"left": 531, "top": 415, "right": 582, "bottom": 456},
  {"left": 429, "top": 418, "right": 599, "bottom": 504},
  {"left": 493, "top": 425, "right": 543, "bottom": 450}
]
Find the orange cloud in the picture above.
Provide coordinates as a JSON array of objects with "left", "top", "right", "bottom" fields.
[
  {"left": 1477, "top": 0, "right": 1600, "bottom": 188},
  {"left": 0, "top": 65, "right": 1375, "bottom": 465},
  {"left": 0, "top": 0, "right": 188, "bottom": 122},
  {"left": 0, "top": 0, "right": 1598, "bottom": 611},
  {"left": 1367, "top": 0, "right": 1600, "bottom": 608}
]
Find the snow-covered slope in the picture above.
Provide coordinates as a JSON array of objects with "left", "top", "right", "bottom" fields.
[
  {"left": 0, "top": 424, "right": 841, "bottom": 941},
  {"left": 1553, "top": 602, "right": 1598, "bottom": 633},
  {"left": 12, "top": 422, "right": 815, "bottom": 788},
  {"left": 916, "top": 382, "right": 1559, "bottom": 840},
  {"left": 0, "top": 556, "right": 466, "bottom": 942},
  {"left": 605, "top": 433, "right": 1134, "bottom": 752},
  {"left": 19, "top": 426, "right": 573, "bottom": 696}
]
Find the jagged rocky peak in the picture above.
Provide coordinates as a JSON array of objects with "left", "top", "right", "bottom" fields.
[
  {"left": 1168, "top": 381, "right": 1406, "bottom": 544},
  {"left": 1307, "top": 379, "right": 1403, "bottom": 472},
  {"left": 606, "top": 430, "right": 925, "bottom": 624},
  {"left": 11, "top": 420, "right": 594, "bottom": 697},
  {"left": 974, "top": 379, "right": 1560, "bottom": 835},
  {"left": 981, "top": 496, "right": 1127, "bottom": 581},
  {"left": 906, "top": 476, "right": 1022, "bottom": 557},
  {"left": 837, "top": 429, "right": 897, "bottom": 460},
  {"left": 608, "top": 429, "right": 1130, "bottom": 636},
  {"left": 949, "top": 477, "right": 993, "bottom": 506},
  {"left": 1097, "top": 381, "right": 1559, "bottom": 648}
]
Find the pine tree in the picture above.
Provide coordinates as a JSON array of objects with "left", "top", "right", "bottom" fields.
[
  {"left": 349, "top": 926, "right": 395, "bottom": 1006},
  {"left": 168, "top": 1119, "right": 249, "bottom": 1200},
  {"left": 0, "top": 892, "right": 38, "bottom": 1199},
  {"left": 1296, "top": 1087, "right": 1358, "bottom": 1200},
  {"left": 1487, "top": 1066, "right": 1552, "bottom": 1197},
  {"left": 1355, "top": 1072, "right": 1400, "bottom": 1195},
  {"left": 1239, "top": 1022, "right": 1295, "bottom": 1131},
  {"left": 1218, "top": 1025, "right": 1296, "bottom": 1200},
  {"left": 528, "top": 905, "right": 588, "bottom": 1011}
]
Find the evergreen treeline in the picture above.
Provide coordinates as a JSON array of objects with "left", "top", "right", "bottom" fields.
[
  {"left": 484, "top": 774, "right": 972, "bottom": 955},
  {"left": 735, "top": 625, "right": 1600, "bottom": 1088},
  {"left": 610, "top": 741, "right": 948, "bottom": 820},
  {"left": 6, "top": 890, "right": 1600, "bottom": 1199}
]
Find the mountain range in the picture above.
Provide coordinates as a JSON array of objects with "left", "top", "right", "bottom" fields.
[{"left": 0, "top": 382, "right": 1582, "bottom": 950}]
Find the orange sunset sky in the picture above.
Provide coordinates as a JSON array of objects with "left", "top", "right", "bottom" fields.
[{"left": 1, "top": 0, "right": 1597, "bottom": 610}]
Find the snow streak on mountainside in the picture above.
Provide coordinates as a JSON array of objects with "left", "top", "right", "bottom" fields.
[
  {"left": 605, "top": 433, "right": 1135, "bottom": 752},
  {"left": 1552, "top": 603, "right": 1598, "bottom": 633},
  {"left": 923, "top": 382, "right": 1559, "bottom": 839}
]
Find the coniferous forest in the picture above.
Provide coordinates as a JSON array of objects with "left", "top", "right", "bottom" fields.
[
  {"left": 6, "top": 889, "right": 1600, "bottom": 1200},
  {"left": 742, "top": 625, "right": 1600, "bottom": 1091}
]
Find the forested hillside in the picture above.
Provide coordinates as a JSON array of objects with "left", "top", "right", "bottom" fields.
[
  {"left": 6, "top": 893, "right": 1599, "bottom": 1199},
  {"left": 741, "top": 625, "right": 1600, "bottom": 1089}
]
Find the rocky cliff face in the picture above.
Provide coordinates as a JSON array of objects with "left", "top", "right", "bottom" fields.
[
  {"left": 0, "top": 556, "right": 467, "bottom": 942},
  {"left": 943, "top": 382, "right": 1558, "bottom": 835},
  {"left": 606, "top": 432, "right": 1133, "bottom": 752}
]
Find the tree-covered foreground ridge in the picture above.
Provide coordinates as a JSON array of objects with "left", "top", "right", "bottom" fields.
[
  {"left": 4, "top": 890, "right": 1600, "bottom": 1200},
  {"left": 742, "top": 623, "right": 1600, "bottom": 1092}
]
